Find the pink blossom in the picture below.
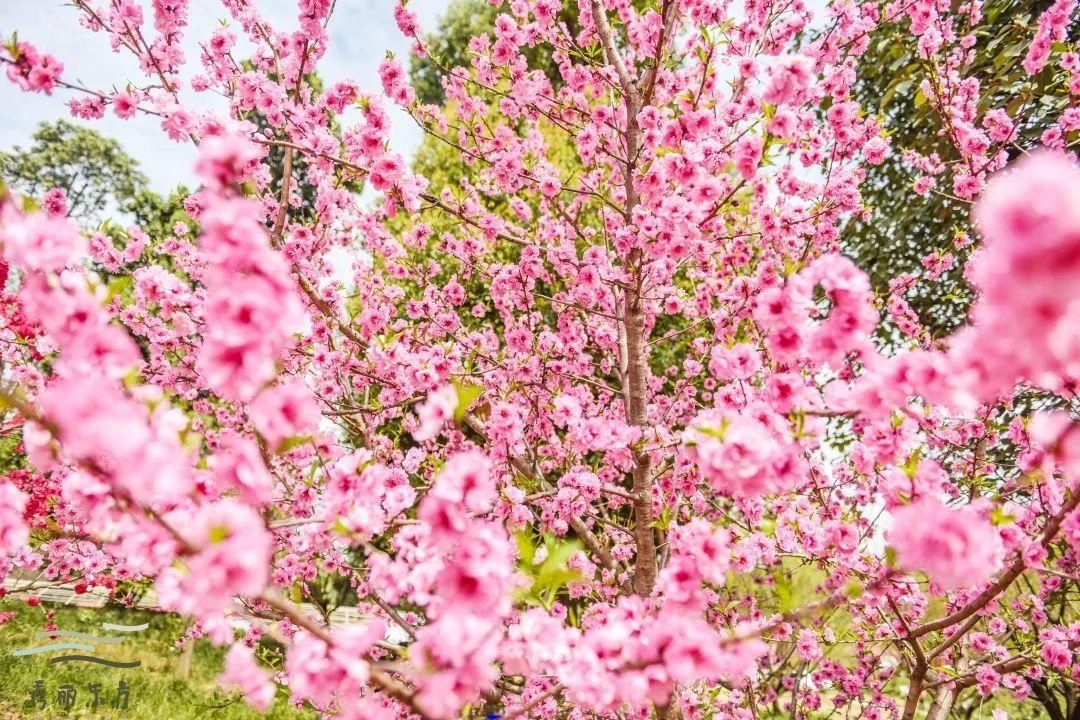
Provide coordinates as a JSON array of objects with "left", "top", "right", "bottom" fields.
[
  {"left": 976, "top": 665, "right": 1001, "bottom": 696},
  {"left": 863, "top": 136, "right": 889, "bottom": 165},
  {"left": 733, "top": 134, "right": 764, "bottom": 180},
  {"left": 212, "top": 433, "right": 275, "bottom": 506},
  {"left": 441, "top": 451, "right": 496, "bottom": 513},
  {"left": 963, "top": 150, "right": 1080, "bottom": 397},
  {"left": 157, "top": 500, "right": 272, "bottom": 618},
  {"left": 42, "top": 188, "right": 68, "bottom": 217},
  {"left": 683, "top": 411, "right": 804, "bottom": 498},
  {"left": 36, "top": 377, "right": 192, "bottom": 505},
  {"left": 888, "top": 497, "right": 1004, "bottom": 590},
  {"left": 0, "top": 483, "right": 29, "bottom": 556},
  {"left": 1041, "top": 640, "right": 1072, "bottom": 670},
  {"left": 411, "top": 613, "right": 502, "bottom": 719},
  {"left": 4, "top": 42, "right": 63, "bottom": 94},
  {"left": 796, "top": 628, "right": 822, "bottom": 661},
  {"left": 112, "top": 90, "right": 140, "bottom": 119},
  {"left": 433, "top": 525, "right": 515, "bottom": 615},
  {"left": 285, "top": 622, "right": 385, "bottom": 708},
  {"left": 672, "top": 519, "right": 730, "bottom": 585},
  {"left": 219, "top": 644, "right": 276, "bottom": 711},
  {"left": 412, "top": 384, "right": 458, "bottom": 442},
  {"left": 973, "top": 151, "right": 1080, "bottom": 285},
  {"left": 195, "top": 134, "right": 264, "bottom": 190},
  {"left": 1023, "top": 0, "right": 1076, "bottom": 75},
  {"left": 2, "top": 3, "right": 1079, "bottom": 717},
  {"left": 250, "top": 380, "right": 320, "bottom": 450},
  {"left": 762, "top": 55, "right": 814, "bottom": 105},
  {"left": 0, "top": 211, "right": 85, "bottom": 271}
]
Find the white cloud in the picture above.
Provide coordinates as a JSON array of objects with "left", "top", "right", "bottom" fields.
[{"left": 0, "top": 0, "right": 450, "bottom": 193}]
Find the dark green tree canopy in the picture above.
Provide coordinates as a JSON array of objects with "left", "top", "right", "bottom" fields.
[
  {"left": 845, "top": 0, "right": 1078, "bottom": 339},
  {"left": 0, "top": 119, "right": 149, "bottom": 221},
  {"left": 409, "top": 0, "right": 585, "bottom": 106}
]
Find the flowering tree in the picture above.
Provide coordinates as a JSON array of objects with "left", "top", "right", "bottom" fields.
[
  {"left": 846, "top": 0, "right": 1080, "bottom": 341},
  {"left": 1, "top": 0, "right": 1080, "bottom": 719}
]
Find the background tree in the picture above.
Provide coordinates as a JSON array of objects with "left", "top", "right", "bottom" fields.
[
  {"left": 845, "top": 0, "right": 1078, "bottom": 338},
  {"left": 0, "top": 119, "right": 148, "bottom": 222},
  {"left": 409, "top": 0, "right": 582, "bottom": 106},
  {"left": 410, "top": 0, "right": 506, "bottom": 106}
]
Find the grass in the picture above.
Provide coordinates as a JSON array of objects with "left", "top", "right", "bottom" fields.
[
  {"left": 0, "top": 600, "right": 312, "bottom": 719},
  {"left": 1, "top": 596, "right": 1049, "bottom": 720}
]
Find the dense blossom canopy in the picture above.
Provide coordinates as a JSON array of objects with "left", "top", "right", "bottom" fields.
[{"left": 0, "top": 0, "right": 1079, "bottom": 719}]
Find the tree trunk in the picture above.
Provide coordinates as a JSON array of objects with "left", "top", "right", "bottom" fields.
[
  {"left": 177, "top": 636, "right": 195, "bottom": 679},
  {"left": 925, "top": 685, "right": 958, "bottom": 720},
  {"left": 588, "top": 0, "right": 658, "bottom": 598},
  {"left": 900, "top": 668, "right": 925, "bottom": 720},
  {"left": 624, "top": 294, "right": 656, "bottom": 596}
]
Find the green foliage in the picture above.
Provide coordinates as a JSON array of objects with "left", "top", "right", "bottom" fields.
[
  {"left": 410, "top": 0, "right": 500, "bottom": 106},
  {"left": 302, "top": 570, "right": 360, "bottom": 624},
  {"left": 0, "top": 433, "right": 25, "bottom": 476},
  {"left": 126, "top": 186, "right": 193, "bottom": 241},
  {"left": 452, "top": 381, "right": 483, "bottom": 422},
  {"left": 514, "top": 531, "right": 582, "bottom": 610},
  {"left": 409, "top": 0, "right": 576, "bottom": 106},
  {"left": 0, "top": 121, "right": 148, "bottom": 222},
  {"left": 845, "top": 0, "right": 1078, "bottom": 338}
]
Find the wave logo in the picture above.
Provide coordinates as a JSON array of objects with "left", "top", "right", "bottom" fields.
[{"left": 13, "top": 621, "right": 148, "bottom": 668}]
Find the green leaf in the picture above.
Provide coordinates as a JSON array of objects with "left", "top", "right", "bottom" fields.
[
  {"left": 884, "top": 546, "right": 898, "bottom": 568},
  {"left": 775, "top": 571, "right": 795, "bottom": 613},
  {"left": 453, "top": 381, "right": 483, "bottom": 422},
  {"left": 514, "top": 532, "right": 582, "bottom": 610},
  {"left": 106, "top": 274, "right": 134, "bottom": 302},
  {"left": 515, "top": 530, "right": 536, "bottom": 567},
  {"left": 1003, "top": 40, "right": 1026, "bottom": 58},
  {"left": 121, "top": 366, "right": 142, "bottom": 390},
  {"left": 900, "top": 447, "right": 923, "bottom": 479},
  {"left": 276, "top": 434, "right": 314, "bottom": 454},
  {"left": 880, "top": 78, "right": 912, "bottom": 108},
  {"left": 652, "top": 505, "right": 675, "bottom": 531},
  {"left": 991, "top": 506, "right": 1016, "bottom": 526}
]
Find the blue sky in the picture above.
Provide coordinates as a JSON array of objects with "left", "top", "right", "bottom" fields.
[{"left": 0, "top": 0, "right": 450, "bottom": 193}]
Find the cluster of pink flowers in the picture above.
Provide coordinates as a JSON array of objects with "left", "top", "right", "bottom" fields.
[
  {"left": 285, "top": 621, "right": 388, "bottom": 709},
  {"left": 411, "top": 384, "right": 458, "bottom": 442},
  {"left": 754, "top": 255, "right": 878, "bottom": 369},
  {"left": 250, "top": 379, "right": 320, "bottom": 450},
  {"left": 0, "top": 0, "right": 1078, "bottom": 718},
  {"left": 682, "top": 409, "right": 806, "bottom": 498},
  {"left": 0, "top": 483, "right": 28, "bottom": 556},
  {"left": 3, "top": 41, "right": 63, "bottom": 94},
  {"left": 157, "top": 500, "right": 272, "bottom": 619},
  {"left": 953, "top": 151, "right": 1080, "bottom": 403},
  {"left": 888, "top": 497, "right": 1005, "bottom": 590},
  {"left": 1024, "top": 0, "right": 1077, "bottom": 75},
  {"left": 219, "top": 644, "right": 276, "bottom": 711},
  {"left": 194, "top": 136, "right": 306, "bottom": 402},
  {"left": 0, "top": 210, "right": 85, "bottom": 272}
]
